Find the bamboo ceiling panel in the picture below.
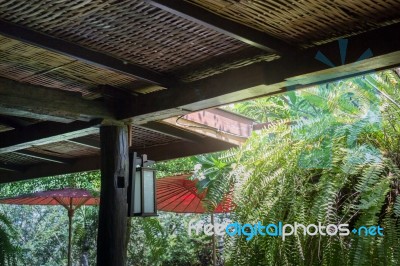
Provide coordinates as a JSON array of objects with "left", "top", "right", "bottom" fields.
[
  {"left": 0, "top": 125, "right": 181, "bottom": 170},
  {"left": 88, "top": 125, "right": 181, "bottom": 149},
  {"left": 131, "top": 125, "right": 181, "bottom": 148},
  {"left": 187, "top": 0, "right": 400, "bottom": 46},
  {"left": 0, "top": 0, "right": 249, "bottom": 73},
  {"left": 0, "top": 35, "right": 155, "bottom": 98},
  {"left": 0, "top": 124, "right": 12, "bottom": 133},
  {"left": 0, "top": 153, "right": 44, "bottom": 166},
  {"left": 27, "top": 141, "right": 99, "bottom": 158}
]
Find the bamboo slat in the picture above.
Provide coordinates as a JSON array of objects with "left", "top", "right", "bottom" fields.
[
  {"left": 187, "top": 0, "right": 400, "bottom": 47},
  {"left": 0, "top": 35, "right": 147, "bottom": 98},
  {"left": 0, "top": 0, "right": 248, "bottom": 72}
]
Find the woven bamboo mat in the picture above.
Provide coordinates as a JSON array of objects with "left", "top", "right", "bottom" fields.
[
  {"left": 0, "top": 124, "right": 12, "bottom": 133},
  {"left": 0, "top": 152, "right": 44, "bottom": 166},
  {"left": 89, "top": 125, "right": 181, "bottom": 149},
  {"left": 174, "top": 47, "right": 279, "bottom": 82},
  {"left": 0, "top": 0, "right": 249, "bottom": 73},
  {"left": 0, "top": 35, "right": 163, "bottom": 98},
  {"left": 187, "top": 0, "right": 400, "bottom": 47},
  {"left": 27, "top": 141, "right": 99, "bottom": 158}
]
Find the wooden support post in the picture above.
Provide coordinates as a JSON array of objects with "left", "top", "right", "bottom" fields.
[{"left": 97, "top": 126, "right": 129, "bottom": 266}]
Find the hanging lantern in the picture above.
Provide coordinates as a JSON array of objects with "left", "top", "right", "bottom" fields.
[{"left": 127, "top": 152, "right": 157, "bottom": 217}]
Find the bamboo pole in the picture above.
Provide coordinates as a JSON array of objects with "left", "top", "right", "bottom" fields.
[{"left": 67, "top": 200, "right": 74, "bottom": 266}]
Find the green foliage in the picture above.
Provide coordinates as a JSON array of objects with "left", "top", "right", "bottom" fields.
[
  {"left": 192, "top": 151, "right": 238, "bottom": 211},
  {"left": 126, "top": 211, "right": 214, "bottom": 266},
  {"left": 211, "top": 70, "right": 400, "bottom": 265},
  {"left": 72, "top": 206, "right": 98, "bottom": 265},
  {"left": 0, "top": 157, "right": 202, "bottom": 266},
  {"left": 0, "top": 172, "right": 100, "bottom": 265},
  {"left": 128, "top": 156, "right": 214, "bottom": 266},
  {"left": 0, "top": 205, "right": 69, "bottom": 265},
  {"left": 0, "top": 171, "right": 101, "bottom": 198},
  {"left": 2, "top": 70, "right": 400, "bottom": 266},
  {"left": 226, "top": 96, "right": 290, "bottom": 123},
  {"left": 155, "top": 157, "right": 195, "bottom": 178},
  {"left": 0, "top": 213, "right": 18, "bottom": 266}
]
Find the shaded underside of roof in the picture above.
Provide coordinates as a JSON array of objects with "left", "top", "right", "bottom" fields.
[
  {"left": 0, "top": 0, "right": 249, "bottom": 73},
  {"left": 0, "top": 109, "right": 249, "bottom": 181},
  {"left": 187, "top": 0, "right": 400, "bottom": 47},
  {"left": 0, "top": 124, "right": 182, "bottom": 174},
  {"left": 0, "top": 0, "right": 398, "bottom": 95},
  {"left": 0, "top": 0, "right": 398, "bottom": 182},
  {"left": 0, "top": 35, "right": 147, "bottom": 99}
]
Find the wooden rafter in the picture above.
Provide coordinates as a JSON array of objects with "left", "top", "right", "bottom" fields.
[
  {"left": 0, "top": 24, "right": 398, "bottom": 127},
  {"left": 0, "top": 137, "right": 235, "bottom": 183},
  {"left": 146, "top": 0, "right": 295, "bottom": 54},
  {"left": 67, "top": 137, "right": 101, "bottom": 149},
  {"left": 0, "top": 77, "right": 113, "bottom": 123},
  {"left": 13, "top": 150, "right": 73, "bottom": 164},
  {"left": 119, "top": 23, "right": 400, "bottom": 122},
  {"left": 182, "top": 108, "right": 254, "bottom": 138},
  {"left": 0, "top": 116, "right": 33, "bottom": 129},
  {"left": 139, "top": 121, "right": 205, "bottom": 142},
  {"left": 0, "top": 20, "right": 173, "bottom": 87},
  {"left": 0, "top": 163, "right": 24, "bottom": 173},
  {"left": 0, "top": 119, "right": 102, "bottom": 154}
]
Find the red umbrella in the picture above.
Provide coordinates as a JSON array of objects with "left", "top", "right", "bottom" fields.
[
  {"left": 156, "top": 175, "right": 234, "bottom": 266},
  {"left": 157, "top": 174, "right": 234, "bottom": 213},
  {"left": 0, "top": 188, "right": 99, "bottom": 266}
]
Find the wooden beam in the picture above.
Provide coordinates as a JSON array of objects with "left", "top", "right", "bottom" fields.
[
  {"left": 175, "top": 47, "right": 277, "bottom": 83},
  {"left": 0, "top": 137, "right": 235, "bottom": 183},
  {"left": 67, "top": 137, "right": 101, "bottom": 149},
  {"left": 146, "top": 0, "right": 295, "bottom": 54},
  {"left": 135, "top": 136, "right": 236, "bottom": 161},
  {"left": 182, "top": 108, "right": 253, "bottom": 138},
  {"left": 160, "top": 108, "right": 253, "bottom": 145},
  {"left": 118, "top": 61, "right": 271, "bottom": 124},
  {"left": 0, "top": 163, "right": 24, "bottom": 173},
  {"left": 13, "top": 150, "right": 73, "bottom": 164},
  {"left": 3, "top": 23, "right": 398, "bottom": 126},
  {"left": 97, "top": 126, "right": 128, "bottom": 266},
  {"left": 0, "top": 155, "right": 100, "bottom": 183},
  {"left": 0, "top": 120, "right": 101, "bottom": 154},
  {"left": 120, "top": 23, "right": 400, "bottom": 123},
  {"left": 0, "top": 116, "right": 33, "bottom": 129},
  {"left": 0, "top": 77, "right": 113, "bottom": 122},
  {"left": 139, "top": 121, "right": 205, "bottom": 142},
  {"left": 0, "top": 20, "right": 173, "bottom": 86},
  {"left": 163, "top": 117, "right": 246, "bottom": 146},
  {"left": 0, "top": 107, "right": 73, "bottom": 124},
  {"left": 395, "top": 67, "right": 400, "bottom": 78}
]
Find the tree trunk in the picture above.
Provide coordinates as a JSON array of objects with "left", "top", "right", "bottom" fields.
[{"left": 97, "top": 126, "right": 129, "bottom": 266}]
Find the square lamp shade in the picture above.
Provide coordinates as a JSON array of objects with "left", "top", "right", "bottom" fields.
[{"left": 128, "top": 152, "right": 157, "bottom": 217}]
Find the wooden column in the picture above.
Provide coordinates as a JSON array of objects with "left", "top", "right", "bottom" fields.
[{"left": 97, "top": 126, "right": 129, "bottom": 265}]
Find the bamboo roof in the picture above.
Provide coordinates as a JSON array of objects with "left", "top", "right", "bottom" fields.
[{"left": 0, "top": 0, "right": 398, "bottom": 182}]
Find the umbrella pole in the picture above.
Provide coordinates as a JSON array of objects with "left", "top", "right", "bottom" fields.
[
  {"left": 211, "top": 213, "right": 216, "bottom": 266},
  {"left": 68, "top": 205, "right": 74, "bottom": 266}
]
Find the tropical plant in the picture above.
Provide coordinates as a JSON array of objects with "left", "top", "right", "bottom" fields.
[
  {"left": 0, "top": 213, "right": 18, "bottom": 266},
  {"left": 198, "top": 69, "right": 400, "bottom": 265},
  {"left": 191, "top": 152, "right": 238, "bottom": 211}
]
